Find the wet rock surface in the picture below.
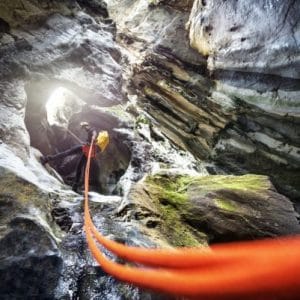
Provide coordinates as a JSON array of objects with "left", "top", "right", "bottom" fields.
[
  {"left": 0, "top": 1, "right": 171, "bottom": 298},
  {"left": 0, "top": 167, "right": 62, "bottom": 299}
]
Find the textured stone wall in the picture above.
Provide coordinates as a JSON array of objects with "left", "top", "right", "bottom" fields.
[
  {"left": 106, "top": 0, "right": 300, "bottom": 201},
  {"left": 188, "top": 0, "right": 300, "bottom": 113}
]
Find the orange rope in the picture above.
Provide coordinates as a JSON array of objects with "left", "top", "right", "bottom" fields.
[{"left": 84, "top": 138, "right": 300, "bottom": 299}]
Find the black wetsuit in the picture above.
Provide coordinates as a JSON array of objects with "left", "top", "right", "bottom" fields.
[{"left": 44, "top": 126, "right": 97, "bottom": 192}]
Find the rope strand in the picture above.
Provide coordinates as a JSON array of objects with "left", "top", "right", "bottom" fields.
[{"left": 84, "top": 140, "right": 300, "bottom": 298}]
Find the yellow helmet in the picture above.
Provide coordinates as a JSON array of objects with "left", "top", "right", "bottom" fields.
[{"left": 96, "top": 131, "right": 109, "bottom": 152}]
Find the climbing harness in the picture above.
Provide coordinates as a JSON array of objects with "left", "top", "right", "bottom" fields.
[
  {"left": 82, "top": 144, "right": 96, "bottom": 158},
  {"left": 66, "top": 127, "right": 109, "bottom": 157},
  {"left": 96, "top": 131, "right": 109, "bottom": 152},
  {"left": 84, "top": 139, "right": 300, "bottom": 299}
]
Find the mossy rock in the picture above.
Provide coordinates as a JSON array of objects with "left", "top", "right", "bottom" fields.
[
  {"left": 0, "top": 0, "right": 74, "bottom": 28},
  {"left": 0, "top": 166, "right": 67, "bottom": 239},
  {"left": 0, "top": 167, "right": 48, "bottom": 208},
  {"left": 129, "top": 172, "right": 300, "bottom": 245},
  {"left": 0, "top": 167, "right": 63, "bottom": 299}
]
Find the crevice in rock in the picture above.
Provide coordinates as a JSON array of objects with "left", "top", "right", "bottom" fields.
[
  {"left": 24, "top": 80, "right": 132, "bottom": 194},
  {"left": 0, "top": 17, "right": 10, "bottom": 34},
  {"left": 77, "top": 0, "right": 109, "bottom": 18}
]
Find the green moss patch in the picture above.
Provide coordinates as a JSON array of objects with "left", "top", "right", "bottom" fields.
[
  {"left": 0, "top": 169, "right": 46, "bottom": 208},
  {"left": 181, "top": 174, "right": 270, "bottom": 192},
  {"left": 144, "top": 174, "right": 204, "bottom": 246},
  {"left": 0, "top": 0, "right": 73, "bottom": 28},
  {"left": 146, "top": 174, "right": 189, "bottom": 206},
  {"left": 160, "top": 205, "right": 200, "bottom": 247},
  {"left": 214, "top": 198, "right": 240, "bottom": 213}
]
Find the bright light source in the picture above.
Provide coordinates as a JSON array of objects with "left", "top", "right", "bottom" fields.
[
  {"left": 46, "top": 87, "right": 83, "bottom": 127},
  {"left": 46, "top": 87, "right": 67, "bottom": 126}
]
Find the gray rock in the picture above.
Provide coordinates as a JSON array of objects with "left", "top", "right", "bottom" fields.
[
  {"left": 128, "top": 173, "right": 300, "bottom": 244},
  {"left": 109, "top": 0, "right": 300, "bottom": 203},
  {"left": 106, "top": 0, "right": 205, "bottom": 65},
  {"left": 0, "top": 13, "right": 122, "bottom": 104},
  {"left": 0, "top": 167, "right": 62, "bottom": 299},
  {"left": 0, "top": 0, "right": 77, "bottom": 28},
  {"left": 188, "top": 0, "right": 300, "bottom": 113},
  {"left": 189, "top": 0, "right": 300, "bottom": 79},
  {"left": 185, "top": 174, "right": 300, "bottom": 242}
]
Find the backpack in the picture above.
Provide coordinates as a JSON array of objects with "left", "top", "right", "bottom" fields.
[{"left": 96, "top": 131, "right": 109, "bottom": 152}]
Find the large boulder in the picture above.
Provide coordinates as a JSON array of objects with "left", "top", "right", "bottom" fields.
[{"left": 127, "top": 172, "right": 300, "bottom": 244}]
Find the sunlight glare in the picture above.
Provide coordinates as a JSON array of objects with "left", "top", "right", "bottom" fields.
[{"left": 46, "top": 87, "right": 67, "bottom": 126}]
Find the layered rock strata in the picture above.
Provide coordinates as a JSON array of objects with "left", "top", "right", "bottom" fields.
[{"left": 106, "top": 0, "right": 300, "bottom": 202}]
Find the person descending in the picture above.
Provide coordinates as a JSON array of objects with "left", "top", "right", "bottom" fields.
[{"left": 41, "top": 122, "right": 109, "bottom": 193}]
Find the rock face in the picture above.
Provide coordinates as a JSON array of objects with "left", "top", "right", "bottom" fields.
[
  {"left": 0, "top": 1, "right": 162, "bottom": 298},
  {"left": 186, "top": 1, "right": 300, "bottom": 201},
  {"left": 188, "top": 0, "right": 300, "bottom": 79},
  {"left": 127, "top": 172, "right": 300, "bottom": 244},
  {"left": 0, "top": 0, "right": 132, "bottom": 193},
  {"left": 0, "top": 167, "right": 62, "bottom": 299},
  {"left": 0, "top": 0, "right": 76, "bottom": 28},
  {"left": 0, "top": 13, "right": 122, "bottom": 105},
  {"left": 0, "top": 1, "right": 199, "bottom": 298},
  {"left": 106, "top": 0, "right": 300, "bottom": 202},
  {"left": 0, "top": 0, "right": 300, "bottom": 299}
]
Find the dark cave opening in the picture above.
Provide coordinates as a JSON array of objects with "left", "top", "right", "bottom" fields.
[{"left": 24, "top": 80, "right": 131, "bottom": 194}]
